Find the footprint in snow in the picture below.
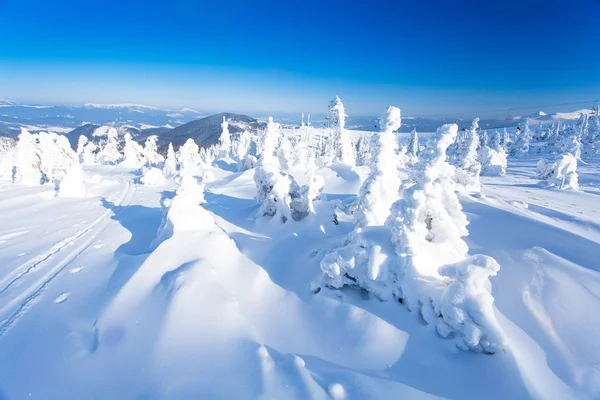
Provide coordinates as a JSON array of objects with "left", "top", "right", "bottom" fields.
[{"left": 55, "top": 292, "right": 70, "bottom": 304}]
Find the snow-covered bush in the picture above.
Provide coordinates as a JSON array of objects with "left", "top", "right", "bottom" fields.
[
  {"left": 329, "top": 96, "right": 354, "bottom": 165},
  {"left": 143, "top": 135, "right": 164, "bottom": 167},
  {"left": 317, "top": 123, "right": 504, "bottom": 354},
  {"left": 537, "top": 153, "right": 578, "bottom": 190},
  {"left": 479, "top": 145, "right": 507, "bottom": 176},
  {"left": 354, "top": 106, "right": 401, "bottom": 227},
  {"left": 510, "top": 120, "right": 533, "bottom": 156},
  {"left": 57, "top": 164, "right": 87, "bottom": 198},
  {"left": 177, "top": 139, "right": 200, "bottom": 175},
  {"left": 120, "top": 133, "right": 144, "bottom": 168},
  {"left": 453, "top": 118, "right": 481, "bottom": 192},
  {"left": 98, "top": 127, "right": 121, "bottom": 165},
  {"left": 140, "top": 167, "right": 167, "bottom": 186},
  {"left": 162, "top": 143, "right": 177, "bottom": 178}
]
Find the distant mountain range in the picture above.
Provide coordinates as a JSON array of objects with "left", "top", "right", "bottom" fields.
[{"left": 0, "top": 100, "right": 204, "bottom": 139}]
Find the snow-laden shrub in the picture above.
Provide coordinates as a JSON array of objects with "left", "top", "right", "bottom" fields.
[
  {"left": 162, "top": 143, "right": 177, "bottom": 178},
  {"left": 354, "top": 106, "right": 401, "bottom": 227},
  {"left": 537, "top": 153, "right": 578, "bottom": 190},
  {"left": 13, "top": 128, "right": 42, "bottom": 185},
  {"left": 119, "top": 133, "right": 144, "bottom": 168},
  {"left": 329, "top": 96, "right": 354, "bottom": 165},
  {"left": 57, "top": 164, "right": 87, "bottom": 198},
  {"left": 510, "top": 120, "right": 533, "bottom": 156},
  {"left": 140, "top": 167, "right": 167, "bottom": 186},
  {"left": 218, "top": 116, "right": 231, "bottom": 158},
  {"left": 177, "top": 139, "right": 200, "bottom": 175},
  {"left": 81, "top": 141, "right": 98, "bottom": 165},
  {"left": 317, "top": 123, "right": 504, "bottom": 354},
  {"left": 479, "top": 146, "right": 507, "bottom": 176},
  {"left": 290, "top": 153, "right": 325, "bottom": 220},
  {"left": 454, "top": 118, "right": 481, "bottom": 193},
  {"left": 98, "top": 128, "right": 121, "bottom": 165},
  {"left": 143, "top": 135, "right": 164, "bottom": 167}
]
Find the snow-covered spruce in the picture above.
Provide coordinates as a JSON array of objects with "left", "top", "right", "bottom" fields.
[
  {"left": 177, "top": 138, "right": 200, "bottom": 175},
  {"left": 119, "top": 132, "right": 144, "bottom": 168},
  {"left": 162, "top": 143, "right": 177, "bottom": 178},
  {"left": 537, "top": 153, "right": 579, "bottom": 190},
  {"left": 76, "top": 135, "right": 88, "bottom": 163},
  {"left": 354, "top": 106, "right": 401, "bottom": 227},
  {"left": 0, "top": 137, "right": 16, "bottom": 181},
  {"left": 317, "top": 124, "right": 504, "bottom": 354},
  {"left": 509, "top": 119, "right": 533, "bottom": 157},
  {"left": 81, "top": 141, "right": 98, "bottom": 165},
  {"left": 355, "top": 135, "right": 371, "bottom": 166},
  {"left": 407, "top": 127, "right": 419, "bottom": 162},
  {"left": 453, "top": 118, "right": 481, "bottom": 193},
  {"left": 218, "top": 116, "right": 231, "bottom": 157},
  {"left": 13, "top": 128, "right": 43, "bottom": 185},
  {"left": 143, "top": 135, "right": 164, "bottom": 167},
  {"left": 98, "top": 127, "right": 121, "bottom": 165},
  {"left": 37, "top": 131, "right": 77, "bottom": 184},
  {"left": 329, "top": 96, "right": 355, "bottom": 165}
]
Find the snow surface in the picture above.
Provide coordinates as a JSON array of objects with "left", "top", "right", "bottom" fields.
[{"left": 1, "top": 126, "right": 600, "bottom": 399}]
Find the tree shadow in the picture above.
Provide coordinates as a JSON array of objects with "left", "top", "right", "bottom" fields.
[{"left": 328, "top": 163, "right": 360, "bottom": 182}]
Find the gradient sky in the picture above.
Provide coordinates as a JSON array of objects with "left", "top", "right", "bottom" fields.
[{"left": 1, "top": 0, "right": 599, "bottom": 117}]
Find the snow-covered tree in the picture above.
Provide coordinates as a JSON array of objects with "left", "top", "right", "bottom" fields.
[
  {"left": 489, "top": 130, "right": 502, "bottom": 152},
  {"left": 37, "top": 131, "right": 77, "bottom": 183},
  {"left": 454, "top": 118, "right": 481, "bottom": 192},
  {"left": 479, "top": 145, "right": 507, "bottom": 176},
  {"left": 354, "top": 106, "right": 401, "bottom": 227},
  {"left": 537, "top": 153, "right": 578, "bottom": 190},
  {"left": 81, "top": 141, "right": 97, "bottom": 165},
  {"left": 329, "top": 96, "right": 354, "bottom": 165},
  {"left": 355, "top": 135, "right": 371, "bottom": 166},
  {"left": 479, "top": 130, "right": 488, "bottom": 148},
  {"left": 140, "top": 167, "right": 166, "bottom": 186},
  {"left": 254, "top": 155, "right": 293, "bottom": 223},
  {"left": 510, "top": 120, "right": 533, "bottom": 156},
  {"left": 218, "top": 116, "right": 231, "bottom": 157},
  {"left": 143, "top": 135, "right": 164, "bottom": 167},
  {"left": 13, "top": 128, "right": 42, "bottom": 185},
  {"left": 98, "top": 127, "right": 121, "bottom": 165},
  {"left": 177, "top": 139, "right": 200, "bottom": 175},
  {"left": 0, "top": 138, "right": 16, "bottom": 181},
  {"left": 119, "top": 132, "right": 144, "bottom": 168},
  {"left": 408, "top": 127, "right": 419, "bottom": 161},
  {"left": 76, "top": 135, "right": 88, "bottom": 163},
  {"left": 276, "top": 136, "right": 294, "bottom": 170},
  {"left": 560, "top": 131, "right": 582, "bottom": 160},
  {"left": 163, "top": 143, "right": 177, "bottom": 178},
  {"left": 317, "top": 123, "right": 504, "bottom": 353},
  {"left": 289, "top": 152, "right": 325, "bottom": 221}
]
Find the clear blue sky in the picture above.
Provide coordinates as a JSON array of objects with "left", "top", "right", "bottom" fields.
[{"left": 1, "top": 0, "right": 599, "bottom": 116}]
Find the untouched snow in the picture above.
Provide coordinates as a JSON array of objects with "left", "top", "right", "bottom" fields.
[{"left": 1, "top": 134, "right": 600, "bottom": 399}]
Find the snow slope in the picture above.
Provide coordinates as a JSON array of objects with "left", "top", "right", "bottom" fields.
[{"left": 1, "top": 154, "right": 600, "bottom": 399}]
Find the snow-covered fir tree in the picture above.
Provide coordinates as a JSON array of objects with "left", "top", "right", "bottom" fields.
[
  {"left": 177, "top": 138, "right": 200, "bottom": 176},
  {"left": 120, "top": 132, "right": 145, "bottom": 167},
  {"left": 218, "top": 116, "right": 231, "bottom": 158},
  {"left": 81, "top": 141, "right": 98, "bottom": 165},
  {"left": 354, "top": 106, "right": 401, "bottom": 227},
  {"left": 98, "top": 127, "right": 121, "bottom": 165},
  {"left": 143, "top": 135, "right": 164, "bottom": 167},
  {"left": 37, "top": 131, "right": 77, "bottom": 183},
  {"left": 407, "top": 127, "right": 419, "bottom": 161},
  {"left": 454, "top": 118, "right": 481, "bottom": 192},
  {"left": 509, "top": 119, "right": 533, "bottom": 156},
  {"left": 537, "top": 153, "right": 578, "bottom": 190},
  {"left": 162, "top": 143, "right": 177, "bottom": 178},
  {"left": 328, "top": 96, "right": 354, "bottom": 165},
  {"left": 13, "top": 128, "right": 42, "bottom": 185},
  {"left": 76, "top": 135, "right": 88, "bottom": 163}
]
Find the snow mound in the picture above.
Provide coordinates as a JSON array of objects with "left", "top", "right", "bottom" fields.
[
  {"left": 57, "top": 165, "right": 87, "bottom": 198},
  {"left": 140, "top": 167, "right": 166, "bottom": 186}
]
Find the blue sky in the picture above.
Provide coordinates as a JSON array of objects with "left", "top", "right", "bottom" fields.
[{"left": 1, "top": 0, "right": 599, "bottom": 117}]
